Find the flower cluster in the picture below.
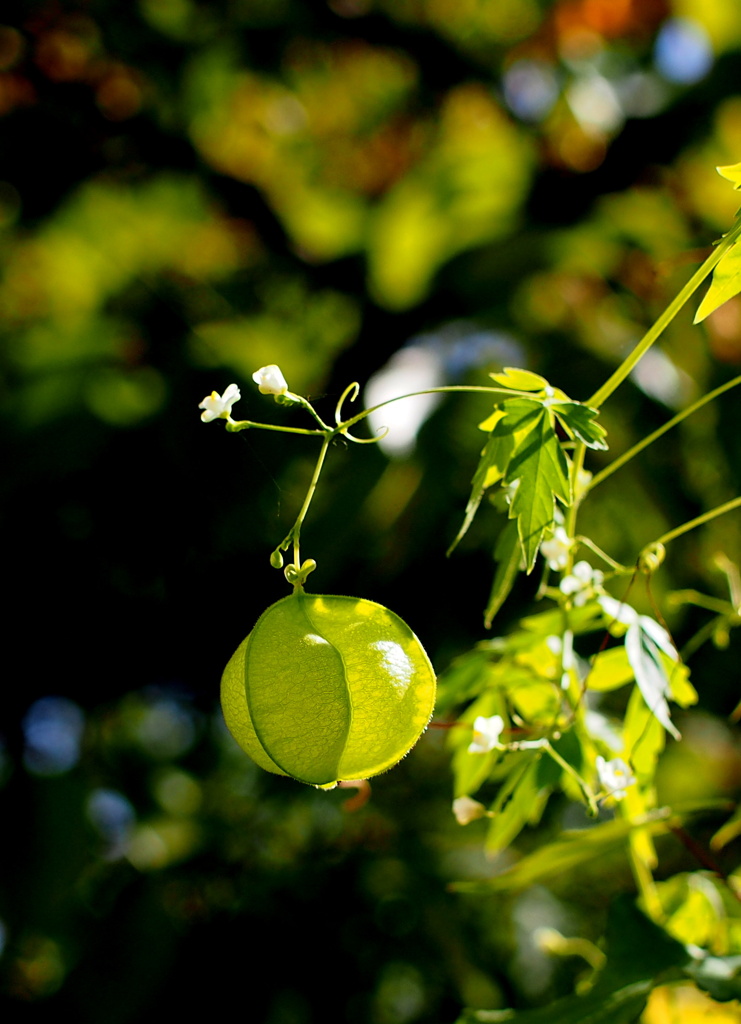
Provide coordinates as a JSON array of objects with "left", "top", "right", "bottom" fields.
[{"left": 198, "top": 366, "right": 292, "bottom": 424}]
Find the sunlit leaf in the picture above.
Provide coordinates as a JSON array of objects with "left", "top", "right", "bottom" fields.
[
  {"left": 694, "top": 241, "right": 741, "bottom": 323},
  {"left": 448, "top": 429, "right": 517, "bottom": 553},
  {"left": 453, "top": 809, "right": 672, "bottom": 894},
  {"left": 489, "top": 367, "right": 550, "bottom": 391},
  {"left": 625, "top": 617, "right": 681, "bottom": 740},
  {"left": 505, "top": 406, "right": 571, "bottom": 572},
  {"left": 586, "top": 646, "right": 634, "bottom": 692},
  {"left": 717, "top": 163, "right": 741, "bottom": 189},
  {"left": 551, "top": 401, "right": 608, "bottom": 451}
]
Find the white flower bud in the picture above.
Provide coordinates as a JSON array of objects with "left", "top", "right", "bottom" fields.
[{"left": 252, "top": 365, "right": 288, "bottom": 396}]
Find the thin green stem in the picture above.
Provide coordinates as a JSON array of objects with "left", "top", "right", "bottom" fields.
[
  {"left": 564, "top": 443, "right": 587, "bottom": 549},
  {"left": 587, "top": 221, "right": 741, "bottom": 410},
  {"left": 668, "top": 590, "right": 734, "bottom": 616},
  {"left": 575, "top": 535, "right": 631, "bottom": 573},
  {"left": 654, "top": 496, "right": 741, "bottom": 547},
  {"left": 588, "top": 373, "right": 741, "bottom": 491},
  {"left": 542, "top": 740, "right": 599, "bottom": 816},
  {"left": 293, "top": 394, "right": 332, "bottom": 432},
  {"left": 226, "top": 418, "right": 325, "bottom": 437},
  {"left": 290, "top": 435, "right": 331, "bottom": 581},
  {"left": 338, "top": 385, "right": 522, "bottom": 435}
]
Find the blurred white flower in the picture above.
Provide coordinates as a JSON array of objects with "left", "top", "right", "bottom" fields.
[
  {"left": 453, "top": 795, "right": 486, "bottom": 825},
  {"left": 560, "top": 560, "right": 604, "bottom": 606},
  {"left": 252, "top": 365, "right": 288, "bottom": 396},
  {"left": 596, "top": 756, "right": 635, "bottom": 800},
  {"left": 198, "top": 383, "right": 241, "bottom": 422},
  {"left": 468, "top": 715, "right": 504, "bottom": 753},
  {"left": 541, "top": 526, "right": 573, "bottom": 570}
]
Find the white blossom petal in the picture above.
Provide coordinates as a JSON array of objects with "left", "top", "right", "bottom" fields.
[
  {"left": 198, "top": 384, "right": 241, "bottom": 422},
  {"left": 252, "top": 365, "right": 288, "bottom": 396},
  {"left": 596, "top": 755, "right": 635, "bottom": 800},
  {"left": 468, "top": 715, "right": 504, "bottom": 753}
]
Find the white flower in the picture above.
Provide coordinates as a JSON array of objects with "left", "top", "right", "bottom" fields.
[
  {"left": 453, "top": 796, "right": 486, "bottom": 825},
  {"left": 468, "top": 715, "right": 504, "bottom": 753},
  {"left": 596, "top": 756, "right": 635, "bottom": 800},
  {"left": 541, "top": 526, "right": 573, "bottom": 571},
  {"left": 252, "top": 365, "right": 288, "bottom": 396},
  {"left": 560, "top": 560, "right": 604, "bottom": 606},
  {"left": 198, "top": 383, "right": 241, "bottom": 422}
]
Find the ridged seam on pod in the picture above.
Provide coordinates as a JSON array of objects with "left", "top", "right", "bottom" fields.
[{"left": 221, "top": 594, "right": 437, "bottom": 787}]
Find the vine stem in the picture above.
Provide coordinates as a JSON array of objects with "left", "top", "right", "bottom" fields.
[
  {"left": 290, "top": 434, "right": 330, "bottom": 587},
  {"left": 587, "top": 219, "right": 741, "bottom": 410},
  {"left": 653, "top": 496, "right": 741, "bottom": 548},
  {"left": 588, "top": 373, "right": 741, "bottom": 491}
]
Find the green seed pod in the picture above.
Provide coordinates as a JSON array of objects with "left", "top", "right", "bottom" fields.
[{"left": 221, "top": 593, "right": 436, "bottom": 787}]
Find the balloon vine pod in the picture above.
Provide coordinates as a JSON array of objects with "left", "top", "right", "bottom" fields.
[{"left": 200, "top": 368, "right": 436, "bottom": 788}]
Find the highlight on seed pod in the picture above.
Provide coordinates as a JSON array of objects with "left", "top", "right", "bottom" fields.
[{"left": 221, "top": 593, "right": 437, "bottom": 788}]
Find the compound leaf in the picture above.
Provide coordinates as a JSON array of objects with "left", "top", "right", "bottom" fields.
[{"left": 506, "top": 408, "right": 571, "bottom": 572}]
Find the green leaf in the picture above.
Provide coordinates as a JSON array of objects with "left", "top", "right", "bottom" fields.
[
  {"left": 450, "top": 690, "right": 509, "bottom": 798},
  {"left": 586, "top": 646, "right": 634, "bottom": 692},
  {"left": 484, "top": 520, "right": 522, "bottom": 628},
  {"left": 435, "top": 649, "right": 496, "bottom": 714},
  {"left": 551, "top": 402, "right": 608, "bottom": 451},
  {"left": 485, "top": 754, "right": 542, "bottom": 856},
  {"left": 505, "top": 407, "right": 571, "bottom": 572},
  {"left": 489, "top": 367, "right": 551, "bottom": 391},
  {"left": 717, "top": 162, "right": 741, "bottom": 189},
  {"left": 448, "top": 429, "right": 517, "bottom": 554},
  {"left": 452, "top": 809, "right": 672, "bottom": 894},
  {"left": 625, "top": 616, "right": 681, "bottom": 741},
  {"left": 694, "top": 241, "right": 741, "bottom": 323}
]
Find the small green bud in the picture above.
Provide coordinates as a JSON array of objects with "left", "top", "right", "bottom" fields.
[{"left": 270, "top": 549, "right": 284, "bottom": 569}]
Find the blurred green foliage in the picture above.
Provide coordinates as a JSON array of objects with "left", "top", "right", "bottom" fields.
[{"left": 3, "top": 1, "right": 741, "bottom": 1022}]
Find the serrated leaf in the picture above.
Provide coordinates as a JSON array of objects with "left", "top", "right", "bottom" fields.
[
  {"left": 490, "top": 367, "right": 550, "bottom": 391},
  {"left": 695, "top": 241, "right": 741, "bottom": 322},
  {"left": 625, "top": 617, "right": 681, "bottom": 740},
  {"left": 551, "top": 402, "right": 608, "bottom": 451},
  {"left": 449, "top": 399, "right": 541, "bottom": 554},
  {"left": 506, "top": 408, "right": 572, "bottom": 572},
  {"left": 448, "top": 430, "right": 516, "bottom": 554},
  {"left": 484, "top": 520, "right": 522, "bottom": 628}
]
